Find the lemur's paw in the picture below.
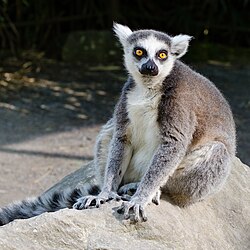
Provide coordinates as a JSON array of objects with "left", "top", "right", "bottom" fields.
[
  {"left": 73, "top": 195, "right": 100, "bottom": 209},
  {"left": 117, "top": 199, "right": 148, "bottom": 222},
  {"left": 118, "top": 182, "right": 139, "bottom": 201},
  {"left": 73, "top": 192, "right": 121, "bottom": 210},
  {"left": 118, "top": 182, "right": 138, "bottom": 196}
]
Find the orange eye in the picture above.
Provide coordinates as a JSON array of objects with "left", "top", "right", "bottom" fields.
[
  {"left": 158, "top": 52, "right": 167, "bottom": 59},
  {"left": 135, "top": 49, "right": 143, "bottom": 56}
]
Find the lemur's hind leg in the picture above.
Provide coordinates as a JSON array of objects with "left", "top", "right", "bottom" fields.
[
  {"left": 164, "top": 141, "right": 231, "bottom": 207},
  {"left": 94, "top": 118, "right": 114, "bottom": 186}
]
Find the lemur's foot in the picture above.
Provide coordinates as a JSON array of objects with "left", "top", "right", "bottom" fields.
[
  {"left": 73, "top": 191, "right": 121, "bottom": 210},
  {"left": 118, "top": 182, "right": 138, "bottom": 198},
  {"left": 117, "top": 198, "right": 148, "bottom": 222},
  {"left": 118, "top": 183, "right": 161, "bottom": 205}
]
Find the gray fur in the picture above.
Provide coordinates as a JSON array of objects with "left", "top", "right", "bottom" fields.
[
  {"left": 74, "top": 23, "right": 236, "bottom": 221},
  {"left": 128, "top": 30, "right": 172, "bottom": 47}
]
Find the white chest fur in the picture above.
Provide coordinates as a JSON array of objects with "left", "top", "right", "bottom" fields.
[{"left": 124, "top": 84, "right": 161, "bottom": 183}]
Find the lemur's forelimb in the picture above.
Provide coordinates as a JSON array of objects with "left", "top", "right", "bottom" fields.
[{"left": 74, "top": 83, "right": 134, "bottom": 209}]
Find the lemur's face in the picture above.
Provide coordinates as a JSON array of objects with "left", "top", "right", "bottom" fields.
[
  {"left": 124, "top": 34, "right": 174, "bottom": 85},
  {"left": 113, "top": 23, "right": 192, "bottom": 89}
]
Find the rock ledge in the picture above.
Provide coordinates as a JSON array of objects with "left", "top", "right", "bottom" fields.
[{"left": 0, "top": 158, "right": 249, "bottom": 250}]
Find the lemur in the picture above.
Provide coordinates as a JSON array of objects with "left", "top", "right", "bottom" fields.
[{"left": 0, "top": 23, "right": 236, "bottom": 225}]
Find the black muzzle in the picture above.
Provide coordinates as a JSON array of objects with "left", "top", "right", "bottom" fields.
[{"left": 139, "top": 59, "right": 158, "bottom": 76}]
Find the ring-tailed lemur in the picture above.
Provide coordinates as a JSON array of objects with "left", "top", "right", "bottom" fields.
[{"left": 0, "top": 23, "right": 236, "bottom": 225}]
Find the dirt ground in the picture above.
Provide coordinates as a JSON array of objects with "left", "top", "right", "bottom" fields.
[{"left": 0, "top": 57, "right": 249, "bottom": 207}]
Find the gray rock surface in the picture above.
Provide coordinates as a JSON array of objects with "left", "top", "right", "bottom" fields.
[{"left": 0, "top": 157, "right": 249, "bottom": 250}]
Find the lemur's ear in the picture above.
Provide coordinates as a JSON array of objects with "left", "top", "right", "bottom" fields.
[
  {"left": 113, "top": 22, "right": 133, "bottom": 47},
  {"left": 171, "top": 35, "right": 193, "bottom": 58}
]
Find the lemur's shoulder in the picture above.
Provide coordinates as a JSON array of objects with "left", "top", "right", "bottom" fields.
[
  {"left": 163, "top": 60, "right": 208, "bottom": 88},
  {"left": 163, "top": 60, "right": 227, "bottom": 107}
]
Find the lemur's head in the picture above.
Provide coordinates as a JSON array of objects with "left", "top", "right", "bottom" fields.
[{"left": 113, "top": 23, "right": 192, "bottom": 88}]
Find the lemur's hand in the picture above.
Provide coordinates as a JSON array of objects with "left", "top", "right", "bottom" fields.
[
  {"left": 73, "top": 191, "right": 121, "bottom": 210},
  {"left": 117, "top": 197, "right": 148, "bottom": 222}
]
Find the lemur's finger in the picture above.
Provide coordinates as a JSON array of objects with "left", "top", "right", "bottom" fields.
[
  {"left": 73, "top": 197, "right": 86, "bottom": 210},
  {"left": 134, "top": 205, "right": 140, "bottom": 222},
  {"left": 140, "top": 206, "right": 148, "bottom": 222},
  {"left": 121, "top": 194, "right": 132, "bottom": 201},
  {"left": 84, "top": 197, "right": 95, "bottom": 209},
  {"left": 96, "top": 199, "right": 101, "bottom": 208},
  {"left": 123, "top": 203, "right": 132, "bottom": 220}
]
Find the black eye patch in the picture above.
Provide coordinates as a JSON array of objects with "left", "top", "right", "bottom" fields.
[
  {"left": 156, "top": 50, "right": 168, "bottom": 61},
  {"left": 133, "top": 47, "right": 147, "bottom": 59}
]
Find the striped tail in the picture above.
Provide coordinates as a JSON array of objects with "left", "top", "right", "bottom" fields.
[{"left": 0, "top": 185, "right": 100, "bottom": 226}]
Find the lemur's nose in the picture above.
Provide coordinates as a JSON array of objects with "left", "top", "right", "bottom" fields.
[{"left": 140, "top": 59, "right": 158, "bottom": 76}]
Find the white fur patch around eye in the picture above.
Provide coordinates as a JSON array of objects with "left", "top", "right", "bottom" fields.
[{"left": 137, "top": 35, "right": 168, "bottom": 59}]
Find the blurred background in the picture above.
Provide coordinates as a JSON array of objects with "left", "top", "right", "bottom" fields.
[
  {"left": 0, "top": 0, "right": 249, "bottom": 60},
  {"left": 0, "top": 0, "right": 249, "bottom": 205},
  {"left": 0, "top": 0, "right": 249, "bottom": 57}
]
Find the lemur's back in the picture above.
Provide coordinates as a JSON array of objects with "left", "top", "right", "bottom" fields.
[{"left": 170, "top": 61, "right": 236, "bottom": 155}]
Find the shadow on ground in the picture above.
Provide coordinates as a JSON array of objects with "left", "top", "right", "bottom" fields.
[
  {"left": 1, "top": 57, "right": 249, "bottom": 162},
  {"left": 0, "top": 57, "right": 125, "bottom": 146}
]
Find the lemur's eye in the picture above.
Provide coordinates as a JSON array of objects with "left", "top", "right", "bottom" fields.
[
  {"left": 133, "top": 47, "right": 147, "bottom": 59},
  {"left": 158, "top": 51, "right": 168, "bottom": 60},
  {"left": 135, "top": 49, "right": 143, "bottom": 56}
]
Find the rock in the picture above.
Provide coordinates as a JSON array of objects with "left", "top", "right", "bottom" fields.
[{"left": 0, "top": 157, "right": 249, "bottom": 250}]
